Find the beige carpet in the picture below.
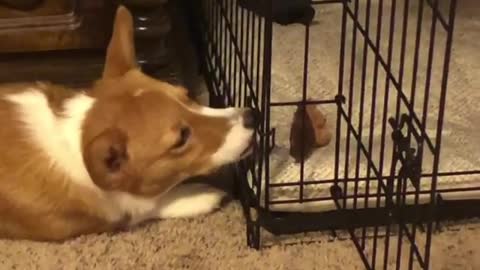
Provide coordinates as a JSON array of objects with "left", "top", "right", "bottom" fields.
[
  {"left": 1, "top": 1, "right": 479, "bottom": 269},
  {"left": 0, "top": 202, "right": 478, "bottom": 270}
]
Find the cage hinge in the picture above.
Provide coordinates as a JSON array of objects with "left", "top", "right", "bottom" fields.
[{"left": 258, "top": 128, "right": 276, "bottom": 154}]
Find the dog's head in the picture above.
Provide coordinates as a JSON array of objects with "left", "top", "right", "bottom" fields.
[{"left": 82, "top": 6, "right": 255, "bottom": 196}]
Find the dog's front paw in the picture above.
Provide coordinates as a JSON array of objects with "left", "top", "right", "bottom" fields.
[{"left": 156, "top": 184, "right": 227, "bottom": 219}]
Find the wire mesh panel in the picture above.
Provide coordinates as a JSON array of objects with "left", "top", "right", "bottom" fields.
[
  {"left": 185, "top": 0, "right": 480, "bottom": 269},
  {"left": 332, "top": 0, "right": 460, "bottom": 269}
]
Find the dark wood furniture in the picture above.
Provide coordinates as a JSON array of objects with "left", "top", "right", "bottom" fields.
[{"left": 0, "top": 0, "right": 194, "bottom": 89}]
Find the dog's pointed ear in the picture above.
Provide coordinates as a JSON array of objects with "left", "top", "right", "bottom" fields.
[
  {"left": 84, "top": 127, "right": 139, "bottom": 191},
  {"left": 102, "top": 5, "right": 137, "bottom": 79}
]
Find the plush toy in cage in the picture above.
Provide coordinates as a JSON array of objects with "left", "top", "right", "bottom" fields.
[{"left": 289, "top": 103, "right": 332, "bottom": 163}]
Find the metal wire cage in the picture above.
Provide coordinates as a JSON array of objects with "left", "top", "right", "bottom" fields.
[{"left": 183, "top": 0, "right": 480, "bottom": 269}]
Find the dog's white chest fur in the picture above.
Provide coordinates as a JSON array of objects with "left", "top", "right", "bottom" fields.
[{"left": 3, "top": 88, "right": 225, "bottom": 223}]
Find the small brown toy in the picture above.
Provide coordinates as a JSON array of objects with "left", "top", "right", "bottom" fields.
[{"left": 289, "top": 104, "right": 332, "bottom": 163}]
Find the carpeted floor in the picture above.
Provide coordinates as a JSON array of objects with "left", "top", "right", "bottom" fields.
[
  {"left": 1, "top": 1, "right": 479, "bottom": 269},
  {"left": 0, "top": 202, "right": 478, "bottom": 270}
]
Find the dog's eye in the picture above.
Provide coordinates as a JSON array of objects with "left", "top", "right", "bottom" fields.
[{"left": 173, "top": 126, "right": 191, "bottom": 149}]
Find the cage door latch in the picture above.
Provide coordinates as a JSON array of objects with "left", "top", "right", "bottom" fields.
[{"left": 389, "top": 114, "right": 423, "bottom": 190}]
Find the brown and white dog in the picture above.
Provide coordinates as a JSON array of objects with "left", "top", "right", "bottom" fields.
[{"left": 0, "top": 6, "right": 254, "bottom": 241}]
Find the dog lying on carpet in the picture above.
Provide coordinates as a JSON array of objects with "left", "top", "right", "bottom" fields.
[{"left": 0, "top": 6, "right": 255, "bottom": 241}]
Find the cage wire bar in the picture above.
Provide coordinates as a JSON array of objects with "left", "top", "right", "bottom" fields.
[{"left": 182, "top": 0, "right": 480, "bottom": 269}]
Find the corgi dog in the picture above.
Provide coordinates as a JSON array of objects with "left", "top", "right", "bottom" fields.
[{"left": 0, "top": 6, "right": 255, "bottom": 241}]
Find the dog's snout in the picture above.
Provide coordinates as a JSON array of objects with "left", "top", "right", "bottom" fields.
[{"left": 242, "top": 109, "right": 257, "bottom": 129}]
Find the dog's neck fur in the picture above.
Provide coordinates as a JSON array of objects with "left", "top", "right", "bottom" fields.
[
  {"left": 0, "top": 84, "right": 124, "bottom": 240},
  {"left": 4, "top": 86, "right": 97, "bottom": 191}
]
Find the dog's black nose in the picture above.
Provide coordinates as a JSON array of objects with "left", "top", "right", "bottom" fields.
[{"left": 242, "top": 109, "right": 257, "bottom": 129}]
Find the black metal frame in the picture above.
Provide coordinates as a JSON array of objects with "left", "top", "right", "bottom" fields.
[{"left": 184, "top": 0, "right": 480, "bottom": 269}]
